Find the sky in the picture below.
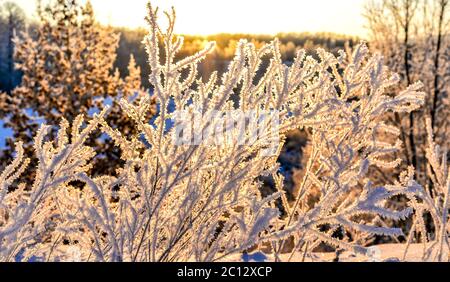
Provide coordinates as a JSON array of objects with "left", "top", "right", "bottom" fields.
[{"left": 11, "top": 0, "right": 367, "bottom": 37}]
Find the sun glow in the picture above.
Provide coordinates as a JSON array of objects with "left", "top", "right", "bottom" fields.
[{"left": 15, "top": 0, "right": 366, "bottom": 36}]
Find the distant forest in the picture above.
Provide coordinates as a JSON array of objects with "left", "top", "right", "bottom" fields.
[
  {"left": 0, "top": 5, "right": 359, "bottom": 92},
  {"left": 114, "top": 28, "right": 359, "bottom": 88}
]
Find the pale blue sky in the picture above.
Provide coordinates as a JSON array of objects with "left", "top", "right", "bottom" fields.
[{"left": 9, "top": 0, "right": 367, "bottom": 36}]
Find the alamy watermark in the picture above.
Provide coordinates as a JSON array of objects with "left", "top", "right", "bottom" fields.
[{"left": 171, "top": 107, "right": 280, "bottom": 157}]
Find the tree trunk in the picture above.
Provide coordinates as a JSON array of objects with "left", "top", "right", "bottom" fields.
[
  {"left": 431, "top": 0, "right": 448, "bottom": 130},
  {"left": 404, "top": 2, "right": 418, "bottom": 173}
]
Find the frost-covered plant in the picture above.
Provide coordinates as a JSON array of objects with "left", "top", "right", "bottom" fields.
[
  {"left": 50, "top": 3, "right": 305, "bottom": 262},
  {"left": 269, "top": 43, "right": 427, "bottom": 261},
  {"left": 0, "top": 109, "right": 108, "bottom": 261},
  {"left": 364, "top": 0, "right": 450, "bottom": 257},
  {"left": 403, "top": 118, "right": 449, "bottom": 262},
  {"left": 0, "top": 1, "right": 429, "bottom": 262}
]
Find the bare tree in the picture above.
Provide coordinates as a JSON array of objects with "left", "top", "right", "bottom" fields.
[{"left": 365, "top": 0, "right": 450, "bottom": 185}]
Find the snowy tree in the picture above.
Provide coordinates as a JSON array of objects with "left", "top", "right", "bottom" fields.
[{"left": 0, "top": 0, "right": 149, "bottom": 176}]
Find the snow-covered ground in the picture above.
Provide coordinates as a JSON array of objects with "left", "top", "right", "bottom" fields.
[{"left": 223, "top": 243, "right": 448, "bottom": 262}]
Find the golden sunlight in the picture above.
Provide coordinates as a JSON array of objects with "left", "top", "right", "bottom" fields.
[{"left": 16, "top": 0, "right": 366, "bottom": 36}]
